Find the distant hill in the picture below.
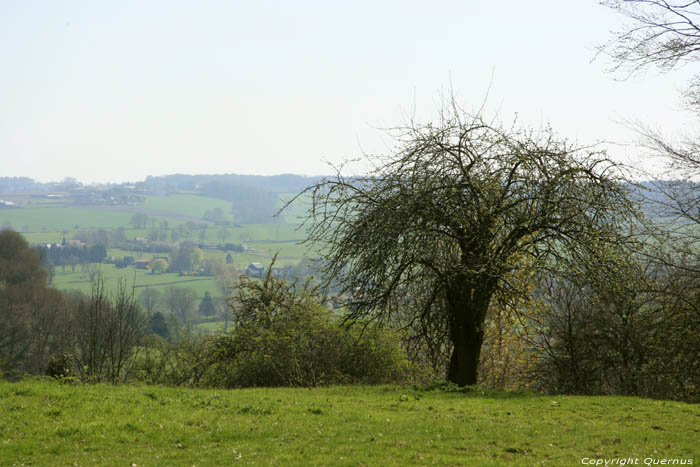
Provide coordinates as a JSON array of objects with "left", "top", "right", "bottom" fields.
[
  {"left": 0, "top": 174, "right": 325, "bottom": 224},
  {"left": 139, "top": 173, "right": 323, "bottom": 194},
  {"left": 138, "top": 174, "right": 323, "bottom": 223}
]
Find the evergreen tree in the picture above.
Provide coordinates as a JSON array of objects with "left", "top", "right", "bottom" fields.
[{"left": 198, "top": 291, "right": 216, "bottom": 318}]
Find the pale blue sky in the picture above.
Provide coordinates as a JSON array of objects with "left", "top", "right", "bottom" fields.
[{"left": 0, "top": 1, "right": 692, "bottom": 182}]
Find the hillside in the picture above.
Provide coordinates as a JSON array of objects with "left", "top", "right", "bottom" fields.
[{"left": 1, "top": 380, "right": 697, "bottom": 466}]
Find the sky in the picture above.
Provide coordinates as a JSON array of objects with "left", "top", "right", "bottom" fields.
[{"left": 0, "top": 0, "right": 695, "bottom": 183}]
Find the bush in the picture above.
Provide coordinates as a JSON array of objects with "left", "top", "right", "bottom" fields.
[
  {"left": 202, "top": 267, "right": 410, "bottom": 388},
  {"left": 46, "top": 353, "right": 77, "bottom": 382},
  {"left": 133, "top": 334, "right": 210, "bottom": 386},
  {"left": 204, "top": 310, "right": 409, "bottom": 388}
]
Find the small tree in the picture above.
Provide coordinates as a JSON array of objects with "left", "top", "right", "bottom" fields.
[
  {"left": 209, "top": 262, "right": 407, "bottom": 388},
  {"left": 85, "top": 263, "right": 100, "bottom": 283},
  {"left": 151, "top": 258, "right": 167, "bottom": 274},
  {"left": 169, "top": 242, "right": 201, "bottom": 274},
  {"left": 198, "top": 291, "right": 216, "bottom": 318},
  {"left": 218, "top": 228, "right": 231, "bottom": 244},
  {"left": 293, "top": 104, "right": 642, "bottom": 386},
  {"left": 73, "top": 276, "right": 146, "bottom": 383},
  {"left": 149, "top": 311, "right": 169, "bottom": 339},
  {"left": 129, "top": 213, "right": 149, "bottom": 229},
  {"left": 165, "top": 287, "right": 198, "bottom": 321},
  {"left": 138, "top": 288, "right": 161, "bottom": 314}
]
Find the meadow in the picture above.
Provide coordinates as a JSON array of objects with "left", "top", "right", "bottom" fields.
[
  {"left": 0, "top": 191, "right": 312, "bottom": 304},
  {"left": 51, "top": 264, "right": 220, "bottom": 299},
  {"left": 0, "top": 380, "right": 697, "bottom": 466},
  {"left": 0, "top": 193, "right": 306, "bottom": 236}
]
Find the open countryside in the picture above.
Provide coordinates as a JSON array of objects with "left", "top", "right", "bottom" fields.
[{"left": 3, "top": 1, "right": 700, "bottom": 465}]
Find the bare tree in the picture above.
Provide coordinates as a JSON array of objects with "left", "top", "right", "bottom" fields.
[
  {"left": 601, "top": 1, "right": 700, "bottom": 258},
  {"left": 600, "top": 1, "right": 700, "bottom": 79},
  {"left": 73, "top": 276, "right": 146, "bottom": 383},
  {"left": 165, "top": 287, "right": 198, "bottom": 322},
  {"left": 291, "top": 104, "right": 642, "bottom": 386},
  {"left": 138, "top": 288, "right": 162, "bottom": 314}
]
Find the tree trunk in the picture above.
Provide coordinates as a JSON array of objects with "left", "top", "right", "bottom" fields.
[{"left": 446, "top": 280, "right": 492, "bottom": 386}]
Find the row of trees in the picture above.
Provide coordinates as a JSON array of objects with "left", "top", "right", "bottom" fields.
[
  {"left": 42, "top": 244, "right": 107, "bottom": 269},
  {"left": 1, "top": 230, "right": 145, "bottom": 382}
]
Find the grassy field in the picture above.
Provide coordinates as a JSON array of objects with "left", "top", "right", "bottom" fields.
[
  {"left": 0, "top": 207, "right": 135, "bottom": 232},
  {"left": 0, "top": 381, "right": 697, "bottom": 466},
  {"left": 140, "top": 194, "right": 233, "bottom": 221},
  {"left": 0, "top": 194, "right": 235, "bottom": 233},
  {"left": 0, "top": 193, "right": 311, "bottom": 234},
  {"left": 277, "top": 192, "right": 312, "bottom": 224},
  {"left": 51, "top": 264, "right": 220, "bottom": 299}
]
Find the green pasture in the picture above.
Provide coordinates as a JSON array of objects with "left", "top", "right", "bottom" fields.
[
  {"left": 0, "top": 207, "right": 134, "bottom": 232},
  {"left": 170, "top": 223, "right": 304, "bottom": 245},
  {"left": 0, "top": 194, "right": 236, "bottom": 233},
  {"left": 277, "top": 191, "right": 313, "bottom": 224},
  {"left": 0, "top": 380, "right": 697, "bottom": 466},
  {"left": 51, "top": 264, "right": 220, "bottom": 300},
  {"left": 225, "top": 223, "right": 305, "bottom": 243},
  {"left": 140, "top": 194, "right": 232, "bottom": 221},
  {"left": 21, "top": 231, "right": 65, "bottom": 244},
  {"left": 196, "top": 320, "right": 228, "bottom": 334},
  {"left": 238, "top": 241, "right": 310, "bottom": 262}
]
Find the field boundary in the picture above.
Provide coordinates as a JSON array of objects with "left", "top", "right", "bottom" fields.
[{"left": 132, "top": 277, "right": 211, "bottom": 288}]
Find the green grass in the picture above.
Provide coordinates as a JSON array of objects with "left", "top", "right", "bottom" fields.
[
  {"left": 245, "top": 240, "right": 312, "bottom": 261},
  {"left": 277, "top": 192, "right": 312, "bottom": 224},
  {"left": 0, "top": 381, "right": 697, "bottom": 466},
  {"left": 141, "top": 194, "right": 233, "bottom": 221},
  {"left": 0, "top": 194, "right": 234, "bottom": 233},
  {"left": 0, "top": 207, "right": 134, "bottom": 231},
  {"left": 51, "top": 264, "right": 220, "bottom": 300},
  {"left": 22, "top": 231, "right": 65, "bottom": 244},
  {"left": 196, "top": 321, "right": 228, "bottom": 334}
]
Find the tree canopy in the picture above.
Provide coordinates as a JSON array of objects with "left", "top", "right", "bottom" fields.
[{"left": 295, "top": 106, "right": 642, "bottom": 386}]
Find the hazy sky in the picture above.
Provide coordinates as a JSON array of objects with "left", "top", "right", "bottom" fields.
[{"left": 0, "top": 1, "right": 694, "bottom": 183}]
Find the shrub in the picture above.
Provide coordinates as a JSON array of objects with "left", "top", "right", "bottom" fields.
[
  {"left": 46, "top": 353, "right": 77, "bottom": 382},
  {"left": 203, "top": 266, "right": 410, "bottom": 388},
  {"left": 133, "top": 334, "right": 211, "bottom": 386}
]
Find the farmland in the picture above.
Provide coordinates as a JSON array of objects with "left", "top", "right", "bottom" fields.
[{"left": 0, "top": 191, "right": 313, "bottom": 302}]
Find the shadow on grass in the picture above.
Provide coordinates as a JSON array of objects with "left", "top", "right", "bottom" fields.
[{"left": 414, "top": 382, "right": 539, "bottom": 399}]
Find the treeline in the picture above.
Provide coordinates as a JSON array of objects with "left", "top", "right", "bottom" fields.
[
  {"left": 41, "top": 244, "right": 107, "bottom": 268},
  {"left": 0, "top": 177, "right": 52, "bottom": 193},
  {"left": 1, "top": 230, "right": 137, "bottom": 381}
]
